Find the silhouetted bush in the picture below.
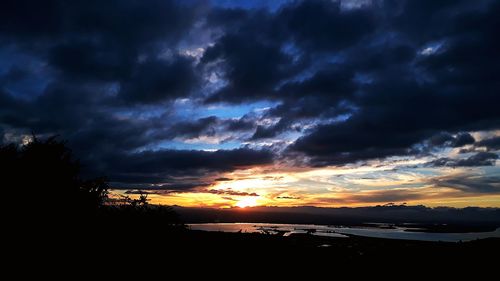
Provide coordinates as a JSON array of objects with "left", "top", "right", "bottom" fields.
[
  {"left": 1, "top": 135, "right": 185, "bottom": 233},
  {"left": 119, "top": 192, "right": 150, "bottom": 208},
  {"left": 102, "top": 192, "right": 184, "bottom": 231},
  {"left": 79, "top": 177, "right": 109, "bottom": 211},
  {"left": 1, "top": 135, "right": 108, "bottom": 216}
]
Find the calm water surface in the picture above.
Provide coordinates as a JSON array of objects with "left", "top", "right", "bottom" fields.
[{"left": 188, "top": 223, "right": 500, "bottom": 242}]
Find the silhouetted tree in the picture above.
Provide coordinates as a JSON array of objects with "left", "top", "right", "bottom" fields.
[
  {"left": 79, "top": 177, "right": 109, "bottom": 211},
  {"left": 1, "top": 135, "right": 185, "bottom": 235},
  {"left": 128, "top": 193, "right": 149, "bottom": 207},
  {"left": 0, "top": 135, "right": 108, "bottom": 216}
]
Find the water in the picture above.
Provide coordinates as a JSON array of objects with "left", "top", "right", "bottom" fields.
[{"left": 188, "top": 223, "right": 500, "bottom": 242}]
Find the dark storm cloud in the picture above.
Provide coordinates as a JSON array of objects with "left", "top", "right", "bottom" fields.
[
  {"left": 278, "top": 0, "right": 376, "bottom": 52},
  {"left": 0, "top": 0, "right": 234, "bottom": 188},
  {"left": 250, "top": 119, "right": 292, "bottom": 140},
  {"left": 1, "top": 0, "right": 500, "bottom": 188},
  {"left": 48, "top": 40, "right": 133, "bottom": 81},
  {"left": 115, "top": 179, "right": 213, "bottom": 191},
  {"left": 1, "top": 0, "right": 202, "bottom": 103},
  {"left": 314, "top": 189, "right": 429, "bottom": 205},
  {"left": 124, "top": 188, "right": 259, "bottom": 196},
  {"left": 203, "top": 189, "right": 259, "bottom": 196},
  {"left": 452, "top": 133, "right": 476, "bottom": 147},
  {"left": 289, "top": 0, "right": 500, "bottom": 165},
  {"left": 0, "top": 78, "right": 269, "bottom": 189},
  {"left": 428, "top": 132, "right": 456, "bottom": 146},
  {"left": 225, "top": 116, "right": 256, "bottom": 132},
  {"left": 427, "top": 152, "right": 498, "bottom": 168},
  {"left": 0, "top": 82, "right": 178, "bottom": 178},
  {"left": 1, "top": 82, "right": 109, "bottom": 133},
  {"left": 430, "top": 173, "right": 500, "bottom": 194},
  {"left": 214, "top": 177, "right": 232, "bottom": 182},
  {"left": 120, "top": 56, "right": 200, "bottom": 104},
  {"left": 429, "top": 132, "right": 475, "bottom": 148},
  {"left": 165, "top": 116, "right": 219, "bottom": 139},
  {"left": 162, "top": 115, "right": 262, "bottom": 141},
  {"left": 103, "top": 148, "right": 274, "bottom": 188},
  {"left": 0, "top": 0, "right": 197, "bottom": 44},
  {"left": 477, "top": 136, "right": 500, "bottom": 151},
  {"left": 111, "top": 148, "right": 273, "bottom": 174},
  {"left": 201, "top": 0, "right": 500, "bottom": 166},
  {"left": 1, "top": 77, "right": 269, "bottom": 188},
  {"left": 201, "top": 0, "right": 375, "bottom": 105},
  {"left": 0, "top": 66, "right": 29, "bottom": 84},
  {"left": 290, "top": 105, "right": 423, "bottom": 166},
  {"left": 201, "top": 33, "right": 298, "bottom": 104},
  {"left": 278, "top": 66, "right": 356, "bottom": 102},
  {"left": 248, "top": 65, "right": 360, "bottom": 141}
]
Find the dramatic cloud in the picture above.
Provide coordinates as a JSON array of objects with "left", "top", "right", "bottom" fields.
[
  {"left": 166, "top": 116, "right": 219, "bottom": 140},
  {"left": 429, "top": 132, "right": 475, "bottom": 148},
  {"left": 201, "top": 33, "right": 298, "bottom": 103},
  {"left": 203, "top": 189, "right": 259, "bottom": 197},
  {"left": 431, "top": 173, "right": 500, "bottom": 194},
  {"left": 428, "top": 152, "right": 498, "bottom": 168},
  {"left": 278, "top": 0, "right": 376, "bottom": 52},
  {"left": 120, "top": 56, "right": 200, "bottom": 104},
  {"left": 103, "top": 148, "right": 274, "bottom": 188},
  {"left": 477, "top": 136, "right": 500, "bottom": 151},
  {"left": 317, "top": 189, "right": 427, "bottom": 205},
  {"left": 124, "top": 188, "right": 259, "bottom": 197}
]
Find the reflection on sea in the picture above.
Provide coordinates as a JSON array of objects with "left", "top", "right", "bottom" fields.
[{"left": 188, "top": 223, "right": 500, "bottom": 242}]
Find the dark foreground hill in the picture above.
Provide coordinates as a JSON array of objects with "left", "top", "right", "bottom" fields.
[{"left": 26, "top": 224, "right": 500, "bottom": 266}]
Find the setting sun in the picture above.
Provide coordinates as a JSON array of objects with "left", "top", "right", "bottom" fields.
[{"left": 235, "top": 197, "right": 259, "bottom": 208}]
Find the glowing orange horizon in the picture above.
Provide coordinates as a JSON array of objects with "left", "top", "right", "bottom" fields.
[
  {"left": 110, "top": 160, "right": 500, "bottom": 209},
  {"left": 110, "top": 189, "right": 500, "bottom": 209}
]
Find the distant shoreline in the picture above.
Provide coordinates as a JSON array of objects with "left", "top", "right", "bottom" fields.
[
  {"left": 188, "top": 222, "right": 500, "bottom": 242},
  {"left": 187, "top": 221, "right": 500, "bottom": 233}
]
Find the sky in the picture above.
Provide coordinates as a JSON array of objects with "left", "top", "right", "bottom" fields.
[{"left": 1, "top": 0, "right": 499, "bottom": 208}]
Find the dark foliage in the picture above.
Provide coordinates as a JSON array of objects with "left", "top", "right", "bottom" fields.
[
  {"left": 0, "top": 135, "right": 183, "bottom": 230},
  {"left": 0, "top": 135, "right": 107, "bottom": 213}
]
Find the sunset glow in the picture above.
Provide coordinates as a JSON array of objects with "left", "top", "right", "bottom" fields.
[{"left": 235, "top": 197, "right": 259, "bottom": 208}]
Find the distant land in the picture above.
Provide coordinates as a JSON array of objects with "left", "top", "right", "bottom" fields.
[{"left": 174, "top": 205, "right": 500, "bottom": 232}]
